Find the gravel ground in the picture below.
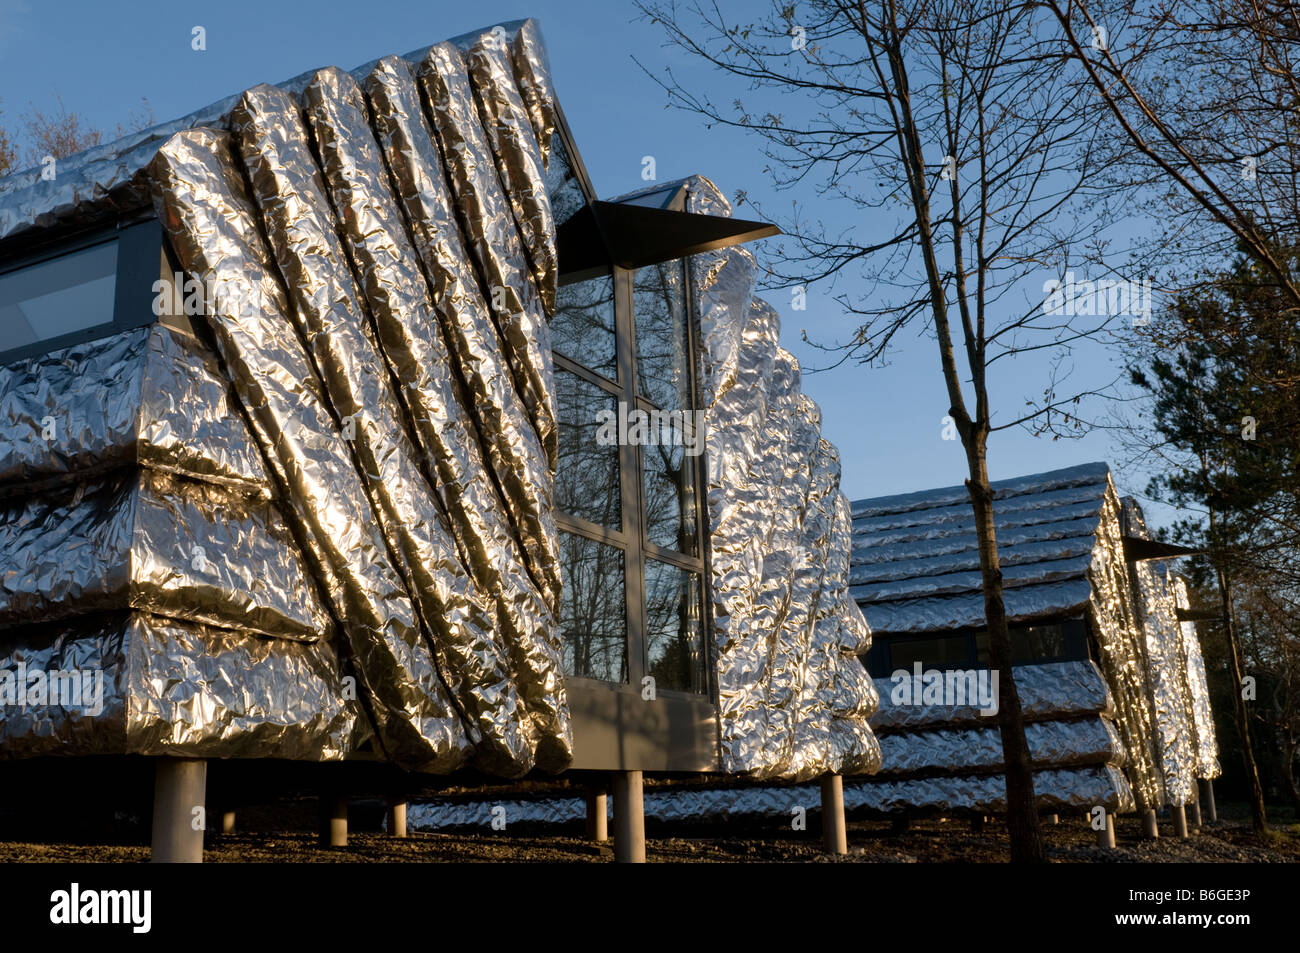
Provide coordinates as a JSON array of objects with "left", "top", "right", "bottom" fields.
[{"left": 0, "top": 802, "right": 1294, "bottom": 862}]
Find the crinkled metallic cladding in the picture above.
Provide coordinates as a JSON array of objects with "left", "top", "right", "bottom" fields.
[
  {"left": 363, "top": 56, "right": 562, "bottom": 617},
  {"left": 0, "top": 324, "right": 268, "bottom": 498},
  {"left": 686, "top": 175, "right": 879, "bottom": 780},
  {"left": 508, "top": 19, "right": 559, "bottom": 171},
  {"left": 1173, "top": 575, "right": 1221, "bottom": 779},
  {"left": 0, "top": 468, "right": 328, "bottom": 640},
  {"left": 230, "top": 82, "right": 537, "bottom": 777},
  {"left": 0, "top": 612, "right": 360, "bottom": 760},
  {"left": 418, "top": 43, "right": 558, "bottom": 472},
  {"left": 405, "top": 762, "right": 1133, "bottom": 829},
  {"left": 464, "top": 33, "right": 558, "bottom": 316},
  {"left": 301, "top": 65, "right": 571, "bottom": 772},
  {"left": 850, "top": 465, "right": 1185, "bottom": 814},
  {"left": 149, "top": 128, "right": 468, "bottom": 773}
]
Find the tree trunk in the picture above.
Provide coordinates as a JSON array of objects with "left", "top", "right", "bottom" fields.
[
  {"left": 1217, "top": 567, "right": 1269, "bottom": 834},
  {"left": 965, "top": 443, "right": 1046, "bottom": 863}
]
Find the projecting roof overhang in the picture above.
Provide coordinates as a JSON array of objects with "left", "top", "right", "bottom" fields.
[
  {"left": 1122, "top": 536, "right": 1201, "bottom": 562},
  {"left": 557, "top": 199, "right": 779, "bottom": 282}
]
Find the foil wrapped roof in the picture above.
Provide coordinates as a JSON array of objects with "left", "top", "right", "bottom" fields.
[
  {"left": 851, "top": 462, "right": 1113, "bottom": 633},
  {"left": 847, "top": 464, "right": 1218, "bottom": 815}
]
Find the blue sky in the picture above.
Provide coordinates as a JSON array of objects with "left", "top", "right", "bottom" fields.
[{"left": 0, "top": 0, "right": 1163, "bottom": 518}]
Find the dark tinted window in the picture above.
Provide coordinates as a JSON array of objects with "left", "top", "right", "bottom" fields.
[{"left": 0, "top": 241, "right": 118, "bottom": 353}]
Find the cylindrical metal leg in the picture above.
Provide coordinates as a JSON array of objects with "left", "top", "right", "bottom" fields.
[
  {"left": 890, "top": 815, "right": 912, "bottom": 834},
  {"left": 612, "top": 771, "right": 645, "bottom": 863},
  {"left": 970, "top": 815, "right": 985, "bottom": 833},
  {"left": 585, "top": 788, "right": 608, "bottom": 843},
  {"left": 1172, "top": 804, "right": 1189, "bottom": 838},
  {"left": 1097, "top": 813, "right": 1116, "bottom": 848},
  {"left": 386, "top": 797, "right": 407, "bottom": 838},
  {"left": 1048, "top": 814, "right": 1059, "bottom": 825},
  {"left": 319, "top": 794, "right": 347, "bottom": 848},
  {"left": 820, "top": 774, "right": 847, "bottom": 855},
  {"left": 1199, "top": 779, "right": 1217, "bottom": 823},
  {"left": 220, "top": 810, "right": 236, "bottom": 835},
  {"left": 1143, "top": 808, "right": 1159, "bottom": 839},
  {"left": 151, "top": 758, "right": 207, "bottom": 864},
  {"left": 1190, "top": 798, "right": 1203, "bottom": 829}
]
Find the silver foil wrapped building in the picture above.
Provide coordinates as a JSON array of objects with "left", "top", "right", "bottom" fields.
[
  {"left": 849, "top": 462, "right": 1219, "bottom": 817},
  {"left": 0, "top": 15, "right": 878, "bottom": 819}
]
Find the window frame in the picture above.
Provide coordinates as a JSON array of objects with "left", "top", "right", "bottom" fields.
[
  {"left": 0, "top": 218, "right": 164, "bottom": 366},
  {"left": 866, "top": 616, "right": 1090, "bottom": 678},
  {"left": 554, "top": 260, "right": 717, "bottom": 704}
]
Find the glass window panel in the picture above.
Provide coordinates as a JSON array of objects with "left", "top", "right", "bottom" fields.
[
  {"left": 975, "top": 623, "right": 1067, "bottom": 665},
  {"left": 556, "top": 369, "right": 621, "bottom": 528},
  {"left": 889, "top": 635, "right": 969, "bottom": 671},
  {"left": 645, "top": 558, "right": 706, "bottom": 694},
  {"left": 559, "top": 531, "right": 627, "bottom": 683},
  {"left": 633, "top": 261, "right": 692, "bottom": 411},
  {"left": 551, "top": 273, "right": 615, "bottom": 379},
  {"left": 0, "top": 241, "right": 118, "bottom": 353},
  {"left": 641, "top": 437, "right": 699, "bottom": 556},
  {"left": 546, "top": 135, "right": 588, "bottom": 228}
]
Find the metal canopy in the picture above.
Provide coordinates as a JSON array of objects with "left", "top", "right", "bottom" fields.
[
  {"left": 1123, "top": 536, "right": 1200, "bottom": 562},
  {"left": 557, "top": 200, "right": 779, "bottom": 281}
]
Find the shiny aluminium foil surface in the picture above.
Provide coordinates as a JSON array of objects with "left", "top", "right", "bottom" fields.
[
  {"left": 686, "top": 176, "right": 879, "bottom": 780},
  {"left": 1086, "top": 484, "right": 1165, "bottom": 811},
  {"left": 845, "top": 764, "right": 1136, "bottom": 815},
  {"left": 1173, "top": 574, "right": 1221, "bottom": 778},
  {"left": 871, "top": 660, "right": 1115, "bottom": 730},
  {"left": 875, "top": 715, "right": 1124, "bottom": 775},
  {"left": 0, "top": 323, "right": 268, "bottom": 498},
  {"left": 0, "top": 467, "right": 328, "bottom": 640},
  {"left": 849, "top": 463, "right": 1111, "bottom": 635},
  {"left": 1131, "top": 556, "right": 1197, "bottom": 805},
  {"left": 464, "top": 34, "right": 559, "bottom": 316},
  {"left": 405, "top": 763, "right": 1134, "bottom": 830},
  {"left": 301, "top": 67, "right": 571, "bottom": 772},
  {"left": 149, "top": 128, "right": 468, "bottom": 773},
  {"left": 418, "top": 43, "right": 558, "bottom": 471},
  {"left": 363, "top": 56, "right": 562, "bottom": 615},
  {"left": 230, "top": 84, "right": 532, "bottom": 778},
  {"left": 0, "top": 611, "right": 360, "bottom": 760},
  {"left": 508, "top": 19, "right": 559, "bottom": 171}
]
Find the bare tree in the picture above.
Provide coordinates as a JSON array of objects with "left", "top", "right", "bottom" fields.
[
  {"left": 0, "top": 94, "right": 152, "bottom": 177},
  {"left": 639, "top": 0, "right": 1142, "bottom": 862},
  {"left": 1045, "top": 0, "right": 1300, "bottom": 312}
]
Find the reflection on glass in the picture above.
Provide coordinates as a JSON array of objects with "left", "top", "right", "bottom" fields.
[
  {"left": 559, "top": 531, "right": 627, "bottom": 683},
  {"left": 552, "top": 274, "right": 615, "bottom": 379},
  {"left": 0, "top": 241, "right": 118, "bottom": 353},
  {"left": 975, "top": 623, "right": 1067, "bottom": 665},
  {"left": 633, "top": 261, "right": 692, "bottom": 411},
  {"left": 888, "top": 635, "right": 968, "bottom": 672},
  {"left": 545, "top": 135, "right": 587, "bottom": 228},
  {"left": 642, "top": 438, "right": 698, "bottom": 556},
  {"left": 555, "top": 369, "right": 620, "bottom": 528},
  {"left": 645, "top": 559, "right": 705, "bottom": 694}
]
